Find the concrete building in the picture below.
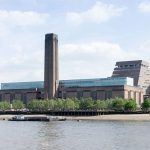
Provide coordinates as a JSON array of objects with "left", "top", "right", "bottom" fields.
[
  {"left": 112, "top": 60, "right": 150, "bottom": 94},
  {"left": 0, "top": 33, "right": 145, "bottom": 105}
]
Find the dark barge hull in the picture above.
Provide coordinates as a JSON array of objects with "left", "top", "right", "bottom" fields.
[{"left": 9, "top": 117, "right": 49, "bottom": 121}]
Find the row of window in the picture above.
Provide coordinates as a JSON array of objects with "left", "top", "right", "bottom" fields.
[
  {"left": 59, "top": 91, "right": 113, "bottom": 100},
  {"left": 118, "top": 64, "right": 140, "bottom": 68}
]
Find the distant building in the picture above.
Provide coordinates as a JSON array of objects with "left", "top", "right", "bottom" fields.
[
  {"left": 0, "top": 33, "right": 145, "bottom": 105},
  {"left": 0, "top": 77, "right": 143, "bottom": 106},
  {"left": 112, "top": 60, "right": 150, "bottom": 94},
  {"left": 58, "top": 77, "right": 143, "bottom": 106}
]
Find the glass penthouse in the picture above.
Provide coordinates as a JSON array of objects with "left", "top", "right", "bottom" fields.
[{"left": 1, "top": 77, "right": 133, "bottom": 90}]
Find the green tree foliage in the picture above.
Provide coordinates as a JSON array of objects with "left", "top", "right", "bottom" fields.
[
  {"left": 112, "top": 98, "right": 125, "bottom": 111},
  {"left": 79, "top": 98, "right": 94, "bottom": 110},
  {"left": 105, "top": 99, "right": 114, "bottom": 110},
  {"left": 27, "top": 99, "right": 55, "bottom": 111},
  {"left": 47, "top": 99, "right": 56, "bottom": 110},
  {"left": 124, "top": 99, "right": 137, "bottom": 111},
  {"left": 94, "top": 100, "right": 107, "bottom": 110},
  {"left": 12, "top": 100, "right": 25, "bottom": 110},
  {"left": 55, "top": 99, "right": 65, "bottom": 111},
  {"left": 142, "top": 99, "right": 150, "bottom": 111},
  {"left": 64, "top": 98, "right": 76, "bottom": 110},
  {"left": 0, "top": 101, "right": 11, "bottom": 111},
  {"left": 73, "top": 98, "right": 80, "bottom": 110},
  {"left": 25, "top": 97, "right": 139, "bottom": 112},
  {"left": 27, "top": 100, "right": 42, "bottom": 111}
]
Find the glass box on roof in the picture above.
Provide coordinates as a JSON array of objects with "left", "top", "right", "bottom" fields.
[
  {"left": 1, "top": 81, "right": 44, "bottom": 90},
  {"left": 59, "top": 77, "right": 133, "bottom": 88}
]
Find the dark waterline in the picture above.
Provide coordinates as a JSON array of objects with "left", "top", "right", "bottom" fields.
[{"left": 0, "top": 120, "right": 150, "bottom": 150}]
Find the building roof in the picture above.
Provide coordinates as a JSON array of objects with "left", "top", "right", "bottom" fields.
[
  {"left": 1, "top": 77, "right": 133, "bottom": 90},
  {"left": 115, "top": 60, "right": 149, "bottom": 67}
]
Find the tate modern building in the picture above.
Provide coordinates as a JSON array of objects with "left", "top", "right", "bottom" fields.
[{"left": 0, "top": 33, "right": 146, "bottom": 106}]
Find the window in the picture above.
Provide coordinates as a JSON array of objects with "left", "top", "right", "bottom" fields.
[
  {"left": 91, "top": 91, "right": 97, "bottom": 100},
  {"left": 105, "top": 91, "right": 112, "bottom": 99},
  {"left": 77, "top": 91, "right": 83, "bottom": 99}
]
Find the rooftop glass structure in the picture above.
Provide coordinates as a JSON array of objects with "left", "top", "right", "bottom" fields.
[
  {"left": 1, "top": 81, "right": 44, "bottom": 90},
  {"left": 59, "top": 77, "right": 133, "bottom": 88},
  {"left": 1, "top": 77, "right": 133, "bottom": 90}
]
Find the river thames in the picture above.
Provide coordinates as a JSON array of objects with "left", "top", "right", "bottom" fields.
[{"left": 0, "top": 120, "right": 150, "bottom": 150}]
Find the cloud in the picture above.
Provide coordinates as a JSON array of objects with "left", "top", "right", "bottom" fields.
[
  {"left": 0, "top": 39, "right": 44, "bottom": 82},
  {"left": 66, "top": 1, "right": 126, "bottom": 25},
  {"left": 0, "top": 10, "right": 49, "bottom": 26},
  {"left": 137, "top": 40, "right": 150, "bottom": 61},
  {"left": 59, "top": 42, "right": 138, "bottom": 79},
  {"left": 138, "top": 1, "right": 150, "bottom": 13},
  {"left": 0, "top": 9, "right": 51, "bottom": 83}
]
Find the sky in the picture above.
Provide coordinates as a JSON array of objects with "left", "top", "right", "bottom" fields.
[{"left": 0, "top": 0, "right": 150, "bottom": 83}]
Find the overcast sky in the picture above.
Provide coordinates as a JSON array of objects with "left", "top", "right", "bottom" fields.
[{"left": 0, "top": 0, "right": 150, "bottom": 83}]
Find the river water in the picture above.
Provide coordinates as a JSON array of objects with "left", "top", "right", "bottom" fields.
[{"left": 0, "top": 120, "right": 150, "bottom": 150}]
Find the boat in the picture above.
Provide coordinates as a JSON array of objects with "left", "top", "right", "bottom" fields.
[
  {"left": 8, "top": 115, "right": 66, "bottom": 122},
  {"left": 9, "top": 115, "right": 50, "bottom": 121}
]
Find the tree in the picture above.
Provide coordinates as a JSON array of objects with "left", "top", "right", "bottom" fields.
[
  {"left": 124, "top": 99, "right": 137, "bottom": 111},
  {"left": 64, "top": 98, "right": 75, "bottom": 110},
  {"left": 94, "top": 100, "right": 107, "bottom": 110},
  {"left": 55, "top": 99, "right": 65, "bottom": 110},
  {"left": 47, "top": 99, "right": 55, "bottom": 110},
  {"left": 142, "top": 99, "right": 150, "bottom": 111},
  {"left": 105, "top": 99, "right": 114, "bottom": 110},
  {"left": 112, "top": 98, "right": 125, "bottom": 111},
  {"left": 0, "top": 101, "right": 11, "bottom": 111},
  {"left": 12, "top": 100, "right": 25, "bottom": 110},
  {"left": 73, "top": 98, "right": 80, "bottom": 110},
  {"left": 27, "top": 99, "right": 41, "bottom": 111},
  {"left": 79, "top": 98, "right": 94, "bottom": 110}
]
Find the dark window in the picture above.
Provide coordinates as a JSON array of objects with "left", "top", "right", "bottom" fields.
[
  {"left": 91, "top": 91, "right": 97, "bottom": 100},
  {"left": 77, "top": 91, "right": 83, "bottom": 99},
  {"left": 105, "top": 91, "right": 112, "bottom": 99},
  {"left": 129, "top": 65, "right": 134, "bottom": 67}
]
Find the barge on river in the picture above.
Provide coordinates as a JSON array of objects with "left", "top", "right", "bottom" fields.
[{"left": 8, "top": 115, "right": 66, "bottom": 121}]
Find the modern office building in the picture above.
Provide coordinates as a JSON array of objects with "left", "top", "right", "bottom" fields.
[{"left": 0, "top": 33, "right": 145, "bottom": 105}]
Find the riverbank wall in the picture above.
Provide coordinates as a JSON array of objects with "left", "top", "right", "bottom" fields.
[{"left": 0, "top": 110, "right": 150, "bottom": 116}]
